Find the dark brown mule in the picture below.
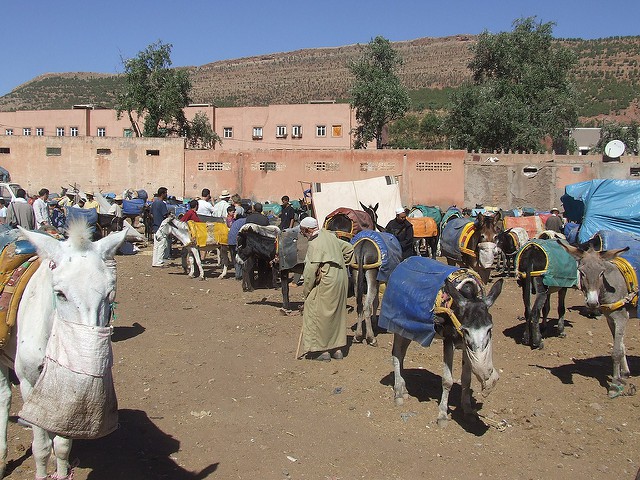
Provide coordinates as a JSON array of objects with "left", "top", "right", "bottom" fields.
[{"left": 441, "top": 212, "right": 502, "bottom": 283}]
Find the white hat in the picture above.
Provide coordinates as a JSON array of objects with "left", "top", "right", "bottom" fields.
[
  {"left": 550, "top": 207, "right": 560, "bottom": 213},
  {"left": 114, "top": 194, "right": 123, "bottom": 201},
  {"left": 85, "top": 190, "right": 94, "bottom": 196},
  {"left": 395, "top": 207, "right": 405, "bottom": 215},
  {"left": 300, "top": 217, "right": 318, "bottom": 229},
  {"left": 220, "top": 189, "right": 231, "bottom": 198}
]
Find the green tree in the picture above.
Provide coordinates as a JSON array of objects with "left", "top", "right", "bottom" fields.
[
  {"left": 186, "top": 112, "right": 222, "bottom": 149},
  {"left": 445, "top": 17, "right": 578, "bottom": 152},
  {"left": 388, "top": 112, "right": 446, "bottom": 149},
  {"left": 116, "top": 41, "right": 191, "bottom": 137},
  {"left": 349, "top": 36, "right": 410, "bottom": 149},
  {"left": 594, "top": 121, "right": 639, "bottom": 155}
]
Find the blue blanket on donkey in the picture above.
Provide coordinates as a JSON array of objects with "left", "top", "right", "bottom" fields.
[
  {"left": 440, "top": 217, "right": 473, "bottom": 262},
  {"left": 378, "top": 257, "right": 459, "bottom": 347},
  {"left": 350, "top": 230, "right": 403, "bottom": 282}
]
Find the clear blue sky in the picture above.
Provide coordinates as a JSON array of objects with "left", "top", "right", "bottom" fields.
[{"left": 2, "top": 0, "right": 638, "bottom": 97}]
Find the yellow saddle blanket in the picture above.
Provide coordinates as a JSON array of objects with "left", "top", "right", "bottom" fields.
[
  {"left": 0, "top": 243, "right": 41, "bottom": 348},
  {"left": 187, "top": 221, "right": 229, "bottom": 247}
]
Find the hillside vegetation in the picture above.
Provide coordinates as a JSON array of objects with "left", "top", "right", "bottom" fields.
[{"left": 2, "top": 35, "right": 639, "bottom": 123}]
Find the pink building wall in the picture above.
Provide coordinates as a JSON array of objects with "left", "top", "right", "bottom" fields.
[{"left": 184, "top": 149, "right": 466, "bottom": 208}]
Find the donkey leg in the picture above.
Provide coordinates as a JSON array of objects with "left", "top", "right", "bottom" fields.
[
  {"left": 606, "top": 311, "right": 631, "bottom": 396},
  {"left": 438, "top": 338, "right": 456, "bottom": 427},
  {"left": 19, "top": 382, "right": 52, "bottom": 479},
  {"left": 541, "top": 295, "right": 551, "bottom": 337},
  {"left": 364, "top": 269, "right": 378, "bottom": 346},
  {"left": 281, "top": 270, "right": 290, "bottom": 310},
  {"left": 529, "top": 282, "right": 547, "bottom": 349},
  {"left": 52, "top": 435, "right": 73, "bottom": 480},
  {"left": 0, "top": 365, "right": 11, "bottom": 477},
  {"left": 352, "top": 269, "right": 365, "bottom": 343},
  {"left": 556, "top": 287, "right": 567, "bottom": 337},
  {"left": 391, "top": 334, "right": 411, "bottom": 406}
]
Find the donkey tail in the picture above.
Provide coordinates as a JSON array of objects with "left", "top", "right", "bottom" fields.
[{"left": 522, "top": 261, "right": 533, "bottom": 321}]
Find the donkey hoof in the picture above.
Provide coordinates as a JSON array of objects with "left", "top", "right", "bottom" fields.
[
  {"left": 437, "top": 416, "right": 449, "bottom": 428},
  {"left": 368, "top": 338, "right": 378, "bottom": 347},
  {"left": 394, "top": 396, "right": 405, "bottom": 407}
]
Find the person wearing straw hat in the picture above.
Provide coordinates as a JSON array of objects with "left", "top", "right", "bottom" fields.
[
  {"left": 297, "top": 216, "right": 354, "bottom": 362},
  {"left": 83, "top": 191, "right": 100, "bottom": 210},
  {"left": 108, "top": 194, "right": 124, "bottom": 217},
  {"left": 545, "top": 207, "right": 564, "bottom": 234},
  {"left": 211, "top": 189, "right": 232, "bottom": 218}
]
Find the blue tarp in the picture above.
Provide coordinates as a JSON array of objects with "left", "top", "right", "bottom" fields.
[
  {"left": 563, "top": 179, "right": 640, "bottom": 243},
  {"left": 440, "top": 217, "right": 473, "bottom": 262},
  {"left": 592, "top": 230, "right": 640, "bottom": 251},
  {"left": 350, "top": 230, "right": 402, "bottom": 282},
  {"left": 378, "top": 257, "right": 459, "bottom": 347}
]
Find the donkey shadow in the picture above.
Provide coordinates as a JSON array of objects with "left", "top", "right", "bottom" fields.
[
  {"left": 380, "top": 369, "right": 489, "bottom": 435},
  {"left": 73, "top": 409, "right": 218, "bottom": 479},
  {"left": 502, "top": 317, "right": 574, "bottom": 345},
  {"left": 534, "top": 355, "right": 640, "bottom": 392}
]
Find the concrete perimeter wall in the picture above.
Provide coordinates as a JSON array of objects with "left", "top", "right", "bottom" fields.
[{"left": 465, "top": 152, "right": 640, "bottom": 210}]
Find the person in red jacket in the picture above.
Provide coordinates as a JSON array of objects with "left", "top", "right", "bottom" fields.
[{"left": 180, "top": 200, "right": 201, "bottom": 223}]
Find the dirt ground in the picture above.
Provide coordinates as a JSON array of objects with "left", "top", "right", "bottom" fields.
[{"left": 3, "top": 247, "right": 640, "bottom": 480}]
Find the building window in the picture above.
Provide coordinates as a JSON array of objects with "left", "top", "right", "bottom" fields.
[
  {"left": 197, "top": 162, "right": 205, "bottom": 171},
  {"left": 223, "top": 127, "right": 233, "bottom": 138},
  {"left": 36, "top": 128, "right": 44, "bottom": 136},
  {"left": 23, "top": 128, "right": 31, "bottom": 136},
  {"left": 416, "top": 162, "right": 452, "bottom": 172},
  {"left": 146, "top": 149, "right": 160, "bottom": 156},
  {"left": 97, "top": 127, "right": 106, "bottom": 137},
  {"left": 252, "top": 127, "right": 263, "bottom": 140},
  {"left": 292, "top": 125, "right": 302, "bottom": 138},
  {"left": 97, "top": 148, "right": 112, "bottom": 155},
  {"left": 259, "top": 161, "right": 277, "bottom": 171},
  {"left": 0, "top": 148, "right": 10, "bottom": 154},
  {"left": 56, "top": 127, "right": 64, "bottom": 137},
  {"left": 70, "top": 127, "right": 79, "bottom": 137},
  {"left": 316, "top": 125, "right": 326, "bottom": 137},
  {"left": 332, "top": 125, "right": 342, "bottom": 137},
  {"left": 276, "top": 125, "right": 287, "bottom": 138},
  {"left": 630, "top": 167, "right": 640, "bottom": 177},
  {"left": 305, "top": 161, "right": 340, "bottom": 171},
  {"left": 46, "top": 147, "right": 62, "bottom": 156},
  {"left": 206, "top": 162, "right": 224, "bottom": 171},
  {"left": 123, "top": 128, "right": 133, "bottom": 137},
  {"left": 5, "top": 129, "right": 12, "bottom": 136}
]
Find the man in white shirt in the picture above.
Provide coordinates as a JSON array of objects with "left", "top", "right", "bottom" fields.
[
  {"left": 108, "top": 194, "right": 124, "bottom": 217},
  {"left": 33, "top": 188, "right": 50, "bottom": 227},
  {"left": 196, "top": 188, "right": 216, "bottom": 220},
  {"left": 211, "top": 189, "right": 231, "bottom": 217},
  {"left": 0, "top": 199, "right": 7, "bottom": 224}
]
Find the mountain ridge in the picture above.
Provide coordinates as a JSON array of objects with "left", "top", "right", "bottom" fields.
[{"left": 2, "top": 35, "right": 639, "bottom": 124}]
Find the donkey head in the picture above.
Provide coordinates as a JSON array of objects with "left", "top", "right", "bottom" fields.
[
  {"left": 559, "top": 241, "right": 629, "bottom": 309},
  {"left": 446, "top": 277, "right": 504, "bottom": 394},
  {"left": 19, "top": 225, "right": 126, "bottom": 328}
]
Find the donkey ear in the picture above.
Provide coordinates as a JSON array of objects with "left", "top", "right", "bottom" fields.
[
  {"left": 485, "top": 278, "right": 504, "bottom": 308},
  {"left": 373, "top": 203, "right": 379, "bottom": 212},
  {"left": 493, "top": 211, "right": 502, "bottom": 222},
  {"left": 600, "top": 246, "right": 629, "bottom": 261},
  {"left": 445, "top": 280, "right": 468, "bottom": 309},
  {"left": 359, "top": 201, "right": 367, "bottom": 210},
  {"left": 557, "top": 239, "right": 584, "bottom": 260},
  {"left": 17, "top": 227, "right": 62, "bottom": 260},
  {"left": 94, "top": 229, "right": 127, "bottom": 260}
]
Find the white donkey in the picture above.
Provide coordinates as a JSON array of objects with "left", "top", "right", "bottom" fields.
[
  {"left": 156, "top": 215, "right": 229, "bottom": 280},
  {"left": 0, "top": 224, "right": 126, "bottom": 479}
]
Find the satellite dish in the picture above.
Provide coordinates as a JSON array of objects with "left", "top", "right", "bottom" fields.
[{"left": 604, "top": 139, "right": 625, "bottom": 158}]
